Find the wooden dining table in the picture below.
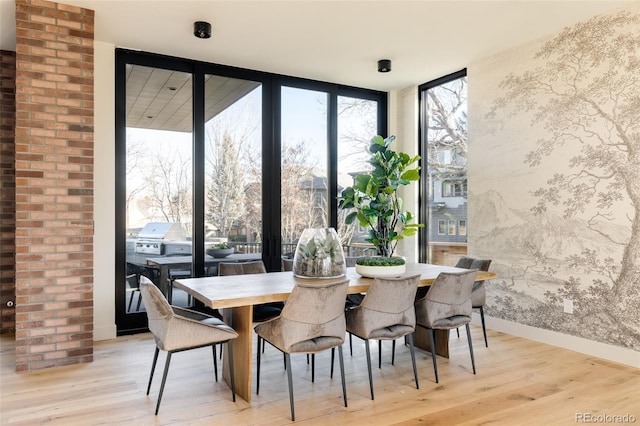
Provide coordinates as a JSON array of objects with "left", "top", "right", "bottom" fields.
[{"left": 174, "top": 263, "right": 496, "bottom": 402}]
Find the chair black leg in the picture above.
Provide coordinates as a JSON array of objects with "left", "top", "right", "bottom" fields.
[
  {"left": 212, "top": 344, "right": 218, "bottom": 382},
  {"left": 365, "top": 339, "right": 374, "bottom": 400},
  {"left": 330, "top": 347, "right": 335, "bottom": 378},
  {"left": 407, "top": 333, "right": 419, "bottom": 389},
  {"left": 311, "top": 353, "right": 315, "bottom": 383},
  {"left": 391, "top": 339, "right": 396, "bottom": 365},
  {"left": 466, "top": 323, "right": 476, "bottom": 375},
  {"left": 228, "top": 340, "right": 236, "bottom": 402},
  {"left": 456, "top": 328, "right": 460, "bottom": 338},
  {"left": 479, "top": 307, "right": 488, "bottom": 347},
  {"left": 338, "top": 345, "right": 348, "bottom": 408},
  {"left": 256, "top": 335, "right": 262, "bottom": 395},
  {"left": 285, "top": 353, "right": 295, "bottom": 421},
  {"left": 378, "top": 340, "right": 382, "bottom": 368},
  {"left": 155, "top": 352, "right": 172, "bottom": 415},
  {"left": 127, "top": 292, "right": 134, "bottom": 312},
  {"left": 427, "top": 329, "right": 438, "bottom": 383},
  {"left": 349, "top": 333, "right": 353, "bottom": 356},
  {"left": 136, "top": 293, "right": 142, "bottom": 311},
  {"left": 147, "top": 347, "right": 160, "bottom": 395}
]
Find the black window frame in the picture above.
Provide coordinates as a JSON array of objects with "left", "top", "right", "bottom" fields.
[
  {"left": 115, "top": 49, "right": 387, "bottom": 334},
  {"left": 418, "top": 69, "right": 467, "bottom": 263}
]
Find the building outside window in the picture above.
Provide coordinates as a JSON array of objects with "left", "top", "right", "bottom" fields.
[
  {"left": 442, "top": 180, "right": 467, "bottom": 197},
  {"left": 459, "top": 220, "right": 467, "bottom": 236},
  {"left": 448, "top": 220, "right": 457, "bottom": 235}
]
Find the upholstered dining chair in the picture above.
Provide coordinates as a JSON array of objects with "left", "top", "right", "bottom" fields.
[
  {"left": 414, "top": 269, "right": 477, "bottom": 383},
  {"left": 126, "top": 273, "right": 142, "bottom": 313},
  {"left": 163, "top": 253, "right": 193, "bottom": 305},
  {"left": 254, "top": 279, "right": 349, "bottom": 421},
  {"left": 139, "top": 277, "right": 238, "bottom": 415},
  {"left": 218, "top": 261, "right": 283, "bottom": 322},
  {"left": 345, "top": 274, "right": 421, "bottom": 400},
  {"left": 454, "top": 256, "right": 492, "bottom": 347},
  {"left": 282, "top": 257, "right": 294, "bottom": 271}
]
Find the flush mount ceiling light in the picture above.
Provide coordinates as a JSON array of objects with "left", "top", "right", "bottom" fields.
[
  {"left": 378, "top": 59, "right": 392, "bottom": 73},
  {"left": 194, "top": 21, "right": 212, "bottom": 39}
]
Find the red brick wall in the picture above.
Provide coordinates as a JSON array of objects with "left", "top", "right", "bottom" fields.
[
  {"left": 1, "top": 50, "right": 17, "bottom": 335},
  {"left": 14, "top": 0, "right": 94, "bottom": 372}
]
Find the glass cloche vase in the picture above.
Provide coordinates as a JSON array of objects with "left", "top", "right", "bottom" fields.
[{"left": 292, "top": 227, "right": 346, "bottom": 279}]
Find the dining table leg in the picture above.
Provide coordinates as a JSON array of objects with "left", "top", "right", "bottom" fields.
[
  {"left": 222, "top": 305, "right": 253, "bottom": 402},
  {"left": 412, "top": 327, "right": 450, "bottom": 358}
]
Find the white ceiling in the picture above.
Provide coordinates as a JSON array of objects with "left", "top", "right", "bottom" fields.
[{"left": 0, "top": 0, "right": 634, "bottom": 91}]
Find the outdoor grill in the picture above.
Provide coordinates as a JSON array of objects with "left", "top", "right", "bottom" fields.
[{"left": 134, "top": 222, "right": 188, "bottom": 255}]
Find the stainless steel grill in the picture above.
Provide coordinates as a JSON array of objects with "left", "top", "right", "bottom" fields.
[{"left": 134, "top": 222, "right": 187, "bottom": 255}]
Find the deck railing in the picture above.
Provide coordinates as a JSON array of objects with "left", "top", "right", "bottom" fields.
[{"left": 227, "top": 242, "right": 374, "bottom": 257}]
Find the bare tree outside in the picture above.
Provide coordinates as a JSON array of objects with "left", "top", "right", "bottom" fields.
[
  {"left": 204, "top": 86, "right": 261, "bottom": 242},
  {"left": 280, "top": 141, "right": 324, "bottom": 244},
  {"left": 337, "top": 96, "right": 378, "bottom": 172},
  {"left": 205, "top": 131, "right": 246, "bottom": 238},
  {"left": 125, "top": 136, "right": 146, "bottom": 233},
  {"left": 426, "top": 78, "right": 467, "bottom": 180},
  {"left": 138, "top": 149, "right": 192, "bottom": 233},
  {"left": 243, "top": 147, "right": 262, "bottom": 244},
  {"left": 337, "top": 97, "right": 379, "bottom": 248}
]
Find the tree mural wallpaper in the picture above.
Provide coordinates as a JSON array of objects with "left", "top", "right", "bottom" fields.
[{"left": 469, "top": 5, "right": 639, "bottom": 351}]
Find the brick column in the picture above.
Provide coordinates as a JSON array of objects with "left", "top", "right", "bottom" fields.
[
  {"left": 14, "top": 0, "right": 94, "bottom": 371},
  {"left": 1, "top": 50, "right": 17, "bottom": 335}
]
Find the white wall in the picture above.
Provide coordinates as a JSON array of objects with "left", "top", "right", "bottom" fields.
[
  {"left": 389, "top": 87, "right": 420, "bottom": 264},
  {"left": 93, "top": 40, "right": 117, "bottom": 341}
]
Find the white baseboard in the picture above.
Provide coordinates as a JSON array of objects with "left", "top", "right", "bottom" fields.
[
  {"left": 472, "top": 313, "right": 640, "bottom": 368},
  {"left": 93, "top": 324, "right": 117, "bottom": 341}
]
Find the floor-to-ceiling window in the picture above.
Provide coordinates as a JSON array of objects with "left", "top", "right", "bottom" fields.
[
  {"left": 280, "top": 86, "right": 329, "bottom": 255},
  {"left": 419, "top": 70, "right": 468, "bottom": 264},
  {"left": 115, "top": 50, "right": 386, "bottom": 333},
  {"left": 336, "top": 95, "right": 379, "bottom": 256}
]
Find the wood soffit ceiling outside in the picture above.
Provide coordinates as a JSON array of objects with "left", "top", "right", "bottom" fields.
[{"left": 126, "top": 64, "right": 260, "bottom": 132}]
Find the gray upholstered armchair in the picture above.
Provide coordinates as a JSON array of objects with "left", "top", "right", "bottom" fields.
[
  {"left": 455, "top": 256, "right": 492, "bottom": 347},
  {"left": 139, "top": 277, "right": 238, "bottom": 415},
  {"left": 219, "top": 260, "right": 283, "bottom": 323},
  {"left": 254, "top": 279, "right": 349, "bottom": 421},
  {"left": 345, "top": 274, "right": 421, "bottom": 400},
  {"left": 218, "top": 260, "right": 267, "bottom": 275},
  {"left": 414, "top": 269, "right": 477, "bottom": 383}
]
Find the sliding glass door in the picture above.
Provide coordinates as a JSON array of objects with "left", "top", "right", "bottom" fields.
[
  {"left": 115, "top": 49, "right": 386, "bottom": 333},
  {"left": 280, "top": 86, "right": 329, "bottom": 256},
  {"left": 336, "top": 95, "right": 379, "bottom": 257},
  {"left": 204, "top": 75, "right": 263, "bottom": 269},
  {"left": 123, "top": 64, "right": 194, "bottom": 316}
]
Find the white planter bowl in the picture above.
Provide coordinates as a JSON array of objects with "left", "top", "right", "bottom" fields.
[
  {"left": 355, "top": 263, "right": 406, "bottom": 278},
  {"left": 206, "top": 248, "right": 234, "bottom": 258}
]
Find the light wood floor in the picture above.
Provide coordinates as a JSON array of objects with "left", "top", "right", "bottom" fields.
[{"left": 1, "top": 327, "right": 638, "bottom": 425}]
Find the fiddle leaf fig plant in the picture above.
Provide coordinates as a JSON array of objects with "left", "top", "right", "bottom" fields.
[{"left": 338, "top": 135, "right": 424, "bottom": 257}]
